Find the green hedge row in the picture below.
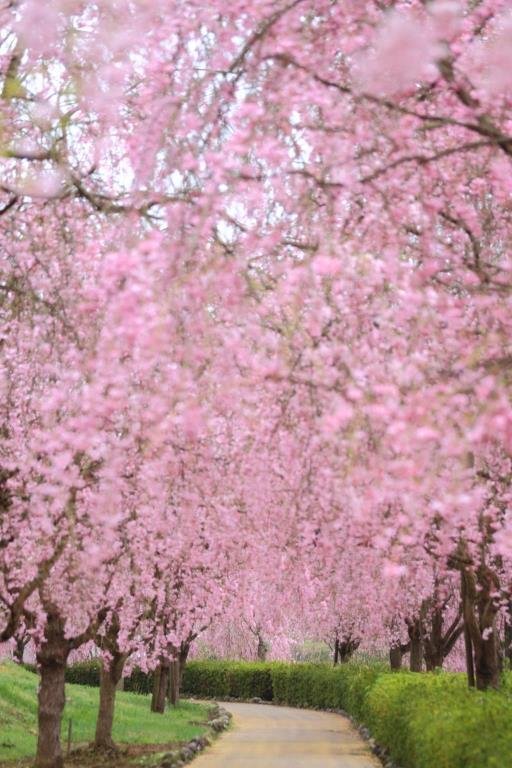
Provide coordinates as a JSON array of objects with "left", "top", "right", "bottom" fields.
[
  {"left": 60, "top": 659, "right": 154, "bottom": 695},
  {"left": 61, "top": 657, "right": 512, "bottom": 767},
  {"left": 181, "top": 660, "right": 512, "bottom": 768},
  {"left": 182, "top": 660, "right": 274, "bottom": 701},
  {"left": 64, "top": 659, "right": 100, "bottom": 686}
]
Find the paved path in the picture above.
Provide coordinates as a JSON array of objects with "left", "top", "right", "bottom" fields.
[{"left": 193, "top": 702, "right": 381, "bottom": 768}]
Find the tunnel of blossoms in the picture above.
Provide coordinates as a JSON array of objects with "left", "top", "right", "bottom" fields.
[{"left": 1, "top": 2, "right": 512, "bottom": 766}]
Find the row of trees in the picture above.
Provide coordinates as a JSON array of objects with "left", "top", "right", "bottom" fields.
[{"left": 2, "top": 1, "right": 512, "bottom": 765}]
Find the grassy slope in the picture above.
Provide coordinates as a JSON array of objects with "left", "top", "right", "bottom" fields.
[{"left": 0, "top": 661, "right": 209, "bottom": 761}]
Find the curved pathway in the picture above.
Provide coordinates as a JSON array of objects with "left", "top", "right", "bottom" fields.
[{"left": 193, "top": 702, "right": 381, "bottom": 768}]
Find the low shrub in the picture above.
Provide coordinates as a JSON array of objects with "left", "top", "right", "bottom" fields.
[
  {"left": 124, "top": 667, "right": 154, "bottom": 695},
  {"left": 363, "top": 672, "right": 512, "bottom": 768},
  {"left": 65, "top": 660, "right": 153, "bottom": 694},
  {"left": 272, "top": 663, "right": 340, "bottom": 709},
  {"left": 182, "top": 660, "right": 274, "bottom": 700},
  {"left": 268, "top": 663, "right": 289, "bottom": 704},
  {"left": 340, "top": 662, "right": 385, "bottom": 721},
  {"left": 65, "top": 659, "right": 101, "bottom": 687},
  {"left": 182, "top": 660, "right": 231, "bottom": 698},
  {"left": 226, "top": 662, "right": 274, "bottom": 701}
]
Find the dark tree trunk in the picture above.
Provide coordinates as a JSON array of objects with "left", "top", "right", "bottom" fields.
[
  {"left": 151, "top": 665, "right": 161, "bottom": 712},
  {"left": 461, "top": 574, "right": 475, "bottom": 687},
  {"left": 424, "top": 646, "right": 444, "bottom": 671},
  {"left": 423, "top": 604, "right": 443, "bottom": 671},
  {"left": 423, "top": 605, "right": 463, "bottom": 672},
  {"left": 35, "top": 615, "right": 71, "bottom": 768},
  {"left": 167, "top": 640, "right": 191, "bottom": 705},
  {"left": 151, "top": 662, "right": 169, "bottom": 713},
  {"left": 473, "top": 639, "right": 499, "bottom": 689},
  {"left": 333, "top": 633, "right": 359, "bottom": 665},
  {"left": 256, "top": 633, "right": 268, "bottom": 661},
  {"left": 389, "top": 645, "right": 403, "bottom": 670},
  {"left": 464, "top": 621, "right": 475, "bottom": 687},
  {"left": 408, "top": 618, "right": 423, "bottom": 672},
  {"left": 168, "top": 660, "right": 180, "bottom": 707},
  {"left": 337, "top": 635, "right": 360, "bottom": 663},
  {"left": 13, "top": 632, "right": 30, "bottom": 664},
  {"left": 424, "top": 650, "right": 441, "bottom": 670},
  {"left": 157, "top": 664, "right": 170, "bottom": 712},
  {"left": 474, "top": 626, "right": 499, "bottom": 691},
  {"left": 94, "top": 652, "right": 127, "bottom": 749},
  {"left": 333, "top": 637, "right": 340, "bottom": 666},
  {"left": 503, "top": 600, "right": 512, "bottom": 668},
  {"left": 178, "top": 642, "right": 190, "bottom": 689},
  {"left": 37, "top": 660, "right": 67, "bottom": 768},
  {"left": 461, "top": 562, "right": 500, "bottom": 690},
  {"left": 33, "top": 600, "right": 106, "bottom": 768}
]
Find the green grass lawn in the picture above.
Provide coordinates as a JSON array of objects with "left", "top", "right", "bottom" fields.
[{"left": 0, "top": 661, "right": 209, "bottom": 762}]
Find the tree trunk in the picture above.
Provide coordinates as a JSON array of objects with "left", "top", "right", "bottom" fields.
[
  {"left": 504, "top": 601, "right": 512, "bottom": 668},
  {"left": 460, "top": 562, "right": 500, "bottom": 690},
  {"left": 423, "top": 604, "right": 443, "bottom": 671},
  {"left": 338, "top": 635, "right": 360, "bottom": 663},
  {"left": 474, "top": 628, "right": 499, "bottom": 690},
  {"left": 94, "top": 652, "right": 127, "bottom": 749},
  {"left": 424, "top": 646, "right": 444, "bottom": 671},
  {"left": 157, "top": 664, "right": 170, "bottom": 712},
  {"left": 168, "top": 660, "right": 180, "bottom": 707},
  {"left": 151, "top": 665, "right": 161, "bottom": 712},
  {"left": 256, "top": 633, "right": 267, "bottom": 661},
  {"left": 423, "top": 603, "right": 463, "bottom": 672},
  {"left": 408, "top": 619, "right": 423, "bottom": 672},
  {"left": 178, "top": 643, "right": 189, "bottom": 689},
  {"left": 35, "top": 615, "right": 70, "bottom": 768},
  {"left": 13, "top": 633, "right": 29, "bottom": 664},
  {"left": 410, "top": 639, "right": 423, "bottom": 672},
  {"left": 333, "top": 637, "right": 340, "bottom": 666},
  {"left": 389, "top": 645, "right": 403, "bottom": 670},
  {"left": 463, "top": 619, "right": 475, "bottom": 687},
  {"left": 460, "top": 565, "right": 475, "bottom": 687},
  {"left": 151, "top": 662, "right": 169, "bottom": 713}
]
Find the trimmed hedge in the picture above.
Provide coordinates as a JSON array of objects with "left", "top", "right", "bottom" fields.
[
  {"left": 362, "top": 672, "right": 512, "bottom": 768},
  {"left": 65, "top": 659, "right": 101, "bottom": 687},
  {"left": 181, "top": 660, "right": 512, "bottom": 768},
  {"left": 125, "top": 667, "right": 154, "bottom": 695},
  {"left": 182, "top": 661, "right": 274, "bottom": 701},
  {"left": 62, "top": 659, "right": 153, "bottom": 694}
]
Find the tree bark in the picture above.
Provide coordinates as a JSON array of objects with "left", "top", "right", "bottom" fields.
[
  {"left": 389, "top": 645, "right": 403, "bottom": 670},
  {"left": 408, "top": 618, "right": 423, "bottom": 672},
  {"left": 504, "top": 600, "right": 512, "bottom": 668},
  {"left": 464, "top": 620, "right": 475, "bottom": 687},
  {"left": 424, "top": 648, "right": 443, "bottom": 671},
  {"left": 35, "top": 615, "right": 70, "bottom": 768},
  {"left": 151, "top": 662, "right": 169, "bottom": 713},
  {"left": 423, "top": 605, "right": 463, "bottom": 672},
  {"left": 337, "top": 635, "right": 360, "bottom": 663},
  {"left": 475, "top": 631, "right": 499, "bottom": 690},
  {"left": 333, "top": 637, "right": 340, "bottom": 666},
  {"left": 423, "top": 604, "right": 443, "bottom": 671},
  {"left": 94, "top": 652, "right": 127, "bottom": 749},
  {"left": 461, "top": 569, "right": 475, "bottom": 687},
  {"left": 151, "top": 665, "right": 161, "bottom": 712},
  {"left": 256, "top": 633, "right": 268, "bottom": 661},
  {"left": 178, "top": 642, "right": 190, "bottom": 689},
  {"left": 168, "top": 660, "right": 180, "bottom": 707},
  {"left": 13, "top": 632, "right": 30, "bottom": 664},
  {"left": 460, "top": 562, "right": 500, "bottom": 690}
]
